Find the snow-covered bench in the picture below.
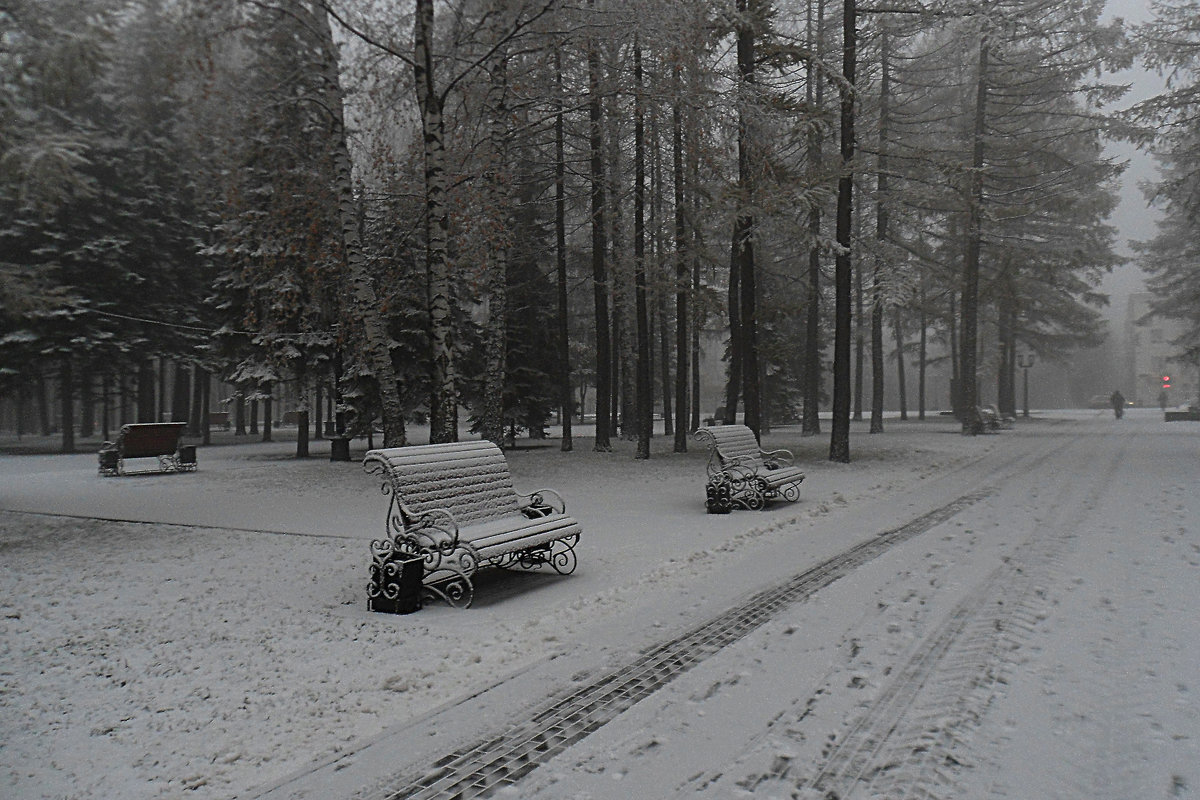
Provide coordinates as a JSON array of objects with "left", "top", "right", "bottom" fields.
[
  {"left": 971, "top": 405, "right": 1011, "bottom": 433},
  {"left": 693, "top": 424, "right": 805, "bottom": 514},
  {"left": 364, "top": 441, "right": 582, "bottom": 610},
  {"left": 97, "top": 422, "right": 196, "bottom": 476}
]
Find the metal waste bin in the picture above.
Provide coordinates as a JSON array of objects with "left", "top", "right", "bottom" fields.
[{"left": 369, "top": 554, "right": 424, "bottom": 614}]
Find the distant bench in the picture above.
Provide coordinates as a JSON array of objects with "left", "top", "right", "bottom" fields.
[
  {"left": 974, "top": 405, "right": 1014, "bottom": 433},
  {"left": 364, "top": 441, "right": 582, "bottom": 611},
  {"left": 694, "top": 424, "right": 805, "bottom": 514},
  {"left": 98, "top": 422, "right": 197, "bottom": 476}
]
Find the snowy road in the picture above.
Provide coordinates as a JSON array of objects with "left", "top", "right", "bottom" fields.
[
  {"left": 270, "top": 415, "right": 1200, "bottom": 800},
  {"left": 3, "top": 412, "right": 1197, "bottom": 800}
]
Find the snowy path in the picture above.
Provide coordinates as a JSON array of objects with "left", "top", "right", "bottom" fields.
[
  {"left": 501, "top": 418, "right": 1200, "bottom": 800},
  {"left": 2, "top": 412, "right": 1197, "bottom": 800}
]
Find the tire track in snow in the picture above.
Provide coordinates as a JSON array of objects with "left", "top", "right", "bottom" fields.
[
  {"left": 352, "top": 442, "right": 1062, "bottom": 800},
  {"left": 733, "top": 429, "right": 1127, "bottom": 800}
]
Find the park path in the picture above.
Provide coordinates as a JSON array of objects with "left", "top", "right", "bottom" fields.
[{"left": 256, "top": 411, "right": 1200, "bottom": 800}]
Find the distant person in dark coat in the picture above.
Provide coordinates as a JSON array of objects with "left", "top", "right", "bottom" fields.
[{"left": 1110, "top": 390, "right": 1125, "bottom": 419}]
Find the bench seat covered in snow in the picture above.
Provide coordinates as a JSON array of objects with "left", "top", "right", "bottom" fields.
[
  {"left": 693, "top": 424, "right": 805, "bottom": 514},
  {"left": 364, "top": 441, "right": 581, "bottom": 610}
]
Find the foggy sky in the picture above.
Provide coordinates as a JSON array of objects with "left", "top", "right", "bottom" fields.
[{"left": 1100, "top": 0, "right": 1166, "bottom": 319}]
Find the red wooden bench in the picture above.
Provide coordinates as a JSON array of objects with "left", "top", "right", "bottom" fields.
[{"left": 98, "top": 423, "right": 197, "bottom": 476}]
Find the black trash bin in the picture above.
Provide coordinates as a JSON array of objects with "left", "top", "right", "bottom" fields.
[
  {"left": 369, "top": 554, "right": 424, "bottom": 614},
  {"left": 330, "top": 436, "right": 351, "bottom": 462},
  {"left": 177, "top": 445, "right": 197, "bottom": 467}
]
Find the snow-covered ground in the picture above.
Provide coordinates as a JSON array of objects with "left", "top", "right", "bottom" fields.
[{"left": 1, "top": 409, "right": 1197, "bottom": 799}]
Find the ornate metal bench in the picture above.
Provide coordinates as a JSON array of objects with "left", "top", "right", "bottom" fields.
[
  {"left": 97, "top": 422, "right": 197, "bottom": 476},
  {"left": 365, "top": 441, "right": 582, "bottom": 610},
  {"left": 693, "top": 424, "right": 805, "bottom": 514}
]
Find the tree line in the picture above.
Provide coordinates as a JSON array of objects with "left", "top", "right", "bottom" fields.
[{"left": 2, "top": 0, "right": 1195, "bottom": 458}]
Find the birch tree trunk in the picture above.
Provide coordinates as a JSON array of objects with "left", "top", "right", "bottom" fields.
[
  {"left": 480, "top": 35, "right": 511, "bottom": 448},
  {"left": 415, "top": 0, "right": 456, "bottom": 443},
  {"left": 311, "top": 2, "right": 406, "bottom": 446}
]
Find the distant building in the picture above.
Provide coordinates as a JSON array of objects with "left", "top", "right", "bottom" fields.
[{"left": 1126, "top": 292, "right": 1196, "bottom": 406}]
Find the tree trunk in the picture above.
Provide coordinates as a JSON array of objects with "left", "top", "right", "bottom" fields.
[
  {"left": 101, "top": 371, "right": 110, "bottom": 441},
  {"left": 138, "top": 360, "right": 156, "bottom": 423},
  {"left": 414, "top": 0, "right": 455, "bottom": 444},
  {"left": 949, "top": 292, "right": 960, "bottom": 414},
  {"left": 172, "top": 360, "right": 190, "bottom": 423},
  {"left": 870, "top": 291, "right": 884, "bottom": 433},
  {"left": 919, "top": 300, "right": 927, "bottom": 420},
  {"left": 672, "top": 61, "right": 689, "bottom": 452},
  {"left": 634, "top": 44, "right": 652, "bottom": 460},
  {"left": 724, "top": 233, "right": 742, "bottom": 424},
  {"left": 79, "top": 364, "right": 94, "bottom": 438},
  {"left": 854, "top": 255, "right": 864, "bottom": 422},
  {"left": 691, "top": 227, "right": 703, "bottom": 433},
  {"left": 189, "top": 363, "right": 204, "bottom": 436},
  {"left": 588, "top": 19, "right": 612, "bottom": 452},
  {"left": 310, "top": 3, "right": 407, "bottom": 447},
  {"left": 830, "top": 0, "right": 856, "bottom": 463},
  {"left": 606, "top": 88, "right": 632, "bottom": 441},
  {"left": 997, "top": 269, "right": 1016, "bottom": 417},
  {"left": 314, "top": 379, "right": 323, "bottom": 440},
  {"left": 555, "top": 47, "right": 573, "bottom": 452},
  {"left": 736, "top": 0, "right": 762, "bottom": 439},
  {"left": 235, "top": 391, "right": 246, "bottom": 436},
  {"left": 658, "top": 274, "right": 674, "bottom": 437},
  {"left": 261, "top": 381, "right": 273, "bottom": 443},
  {"left": 802, "top": 0, "right": 825, "bottom": 437},
  {"left": 481, "top": 36, "right": 511, "bottom": 448},
  {"left": 871, "top": 27, "right": 889, "bottom": 435},
  {"left": 894, "top": 309, "right": 908, "bottom": 420},
  {"left": 59, "top": 356, "right": 74, "bottom": 453},
  {"left": 296, "top": 363, "right": 309, "bottom": 458},
  {"left": 960, "top": 34, "right": 988, "bottom": 435},
  {"left": 200, "top": 369, "right": 211, "bottom": 446}
]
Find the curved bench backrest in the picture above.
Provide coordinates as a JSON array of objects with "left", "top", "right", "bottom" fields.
[
  {"left": 118, "top": 423, "right": 186, "bottom": 459},
  {"left": 364, "top": 441, "right": 522, "bottom": 526},
  {"left": 697, "top": 424, "right": 764, "bottom": 468}
]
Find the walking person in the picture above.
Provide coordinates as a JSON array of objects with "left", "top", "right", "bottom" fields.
[{"left": 1110, "top": 389, "right": 1126, "bottom": 419}]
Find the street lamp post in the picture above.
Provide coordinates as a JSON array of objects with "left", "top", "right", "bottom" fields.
[{"left": 1017, "top": 353, "right": 1035, "bottom": 418}]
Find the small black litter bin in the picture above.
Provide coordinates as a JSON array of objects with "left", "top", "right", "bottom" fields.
[
  {"left": 369, "top": 554, "right": 424, "bottom": 614},
  {"left": 330, "top": 436, "right": 351, "bottom": 462}
]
